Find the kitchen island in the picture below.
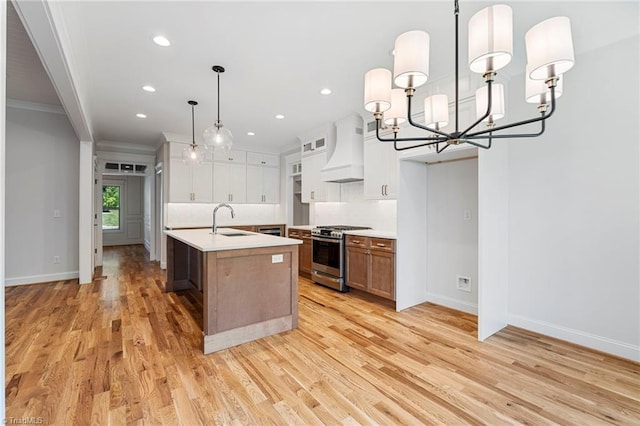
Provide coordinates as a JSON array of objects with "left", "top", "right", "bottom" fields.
[{"left": 164, "top": 228, "right": 302, "bottom": 354}]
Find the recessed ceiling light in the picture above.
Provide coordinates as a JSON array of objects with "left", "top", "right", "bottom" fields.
[
  {"left": 142, "top": 85, "right": 156, "bottom": 92},
  {"left": 247, "top": 132, "right": 255, "bottom": 136},
  {"left": 136, "top": 113, "right": 147, "bottom": 118},
  {"left": 275, "top": 114, "right": 285, "bottom": 119},
  {"left": 320, "top": 88, "right": 332, "bottom": 95},
  {"left": 153, "top": 36, "right": 171, "bottom": 47}
]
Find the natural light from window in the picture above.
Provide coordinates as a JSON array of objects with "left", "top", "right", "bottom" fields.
[{"left": 102, "top": 185, "right": 121, "bottom": 230}]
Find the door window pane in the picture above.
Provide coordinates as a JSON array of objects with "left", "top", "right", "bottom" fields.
[{"left": 102, "top": 185, "right": 121, "bottom": 230}]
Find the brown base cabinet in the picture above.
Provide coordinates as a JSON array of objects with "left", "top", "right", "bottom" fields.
[
  {"left": 346, "top": 235, "right": 396, "bottom": 300},
  {"left": 288, "top": 228, "right": 312, "bottom": 276}
]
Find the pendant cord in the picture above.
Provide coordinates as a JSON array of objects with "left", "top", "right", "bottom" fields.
[
  {"left": 217, "top": 72, "right": 221, "bottom": 123},
  {"left": 191, "top": 104, "right": 195, "bottom": 146}
]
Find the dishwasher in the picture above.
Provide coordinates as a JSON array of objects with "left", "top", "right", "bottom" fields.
[{"left": 256, "top": 226, "right": 283, "bottom": 236}]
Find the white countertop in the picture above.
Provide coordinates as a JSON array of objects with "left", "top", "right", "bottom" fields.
[
  {"left": 165, "top": 228, "right": 302, "bottom": 252},
  {"left": 344, "top": 230, "right": 397, "bottom": 240}
]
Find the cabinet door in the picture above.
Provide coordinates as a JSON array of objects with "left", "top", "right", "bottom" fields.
[
  {"left": 213, "top": 163, "right": 233, "bottom": 202},
  {"left": 369, "top": 250, "right": 395, "bottom": 300},
  {"left": 169, "top": 158, "right": 193, "bottom": 202},
  {"left": 301, "top": 153, "right": 324, "bottom": 202},
  {"left": 364, "top": 140, "right": 397, "bottom": 200},
  {"left": 246, "top": 164, "right": 263, "bottom": 203},
  {"left": 262, "top": 166, "right": 280, "bottom": 203},
  {"left": 191, "top": 163, "right": 213, "bottom": 202},
  {"left": 229, "top": 163, "right": 247, "bottom": 203},
  {"left": 300, "top": 238, "right": 312, "bottom": 274},
  {"left": 346, "top": 247, "right": 369, "bottom": 291}
]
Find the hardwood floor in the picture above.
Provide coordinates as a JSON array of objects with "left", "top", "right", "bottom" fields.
[{"left": 6, "top": 245, "right": 640, "bottom": 425}]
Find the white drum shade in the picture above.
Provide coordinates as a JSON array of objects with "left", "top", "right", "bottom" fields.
[
  {"left": 468, "top": 5, "right": 513, "bottom": 74},
  {"left": 526, "top": 64, "right": 564, "bottom": 104},
  {"left": 364, "top": 68, "right": 392, "bottom": 113},
  {"left": 384, "top": 89, "right": 408, "bottom": 126},
  {"left": 424, "top": 94, "right": 449, "bottom": 128},
  {"left": 393, "top": 31, "right": 430, "bottom": 89},
  {"left": 525, "top": 16, "right": 574, "bottom": 80},
  {"left": 476, "top": 84, "right": 505, "bottom": 122}
]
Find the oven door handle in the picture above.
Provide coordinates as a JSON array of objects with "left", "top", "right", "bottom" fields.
[{"left": 312, "top": 236, "right": 340, "bottom": 243}]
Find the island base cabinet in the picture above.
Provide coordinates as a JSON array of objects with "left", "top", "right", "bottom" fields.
[{"left": 202, "top": 245, "right": 298, "bottom": 354}]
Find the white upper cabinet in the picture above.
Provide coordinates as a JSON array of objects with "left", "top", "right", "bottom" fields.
[
  {"left": 168, "top": 143, "right": 213, "bottom": 203},
  {"left": 301, "top": 152, "right": 340, "bottom": 202},
  {"left": 364, "top": 139, "right": 398, "bottom": 200},
  {"left": 213, "top": 150, "right": 246, "bottom": 203},
  {"left": 246, "top": 152, "right": 280, "bottom": 203}
]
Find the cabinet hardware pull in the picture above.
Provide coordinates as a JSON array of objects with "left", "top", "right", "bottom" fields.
[
  {"left": 381, "top": 185, "right": 384, "bottom": 196},
  {"left": 353, "top": 240, "right": 360, "bottom": 244},
  {"left": 376, "top": 243, "right": 386, "bottom": 247}
]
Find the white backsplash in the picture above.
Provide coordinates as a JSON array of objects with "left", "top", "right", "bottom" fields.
[
  {"left": 167, "top": 203, "right": 285, "bottom": 228},
  {"left": 312, "top": 181, "right": 397, "bottom": 232}
]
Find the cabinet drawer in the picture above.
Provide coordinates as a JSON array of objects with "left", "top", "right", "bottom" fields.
[
  {"left": 300, "top": 230, "right": 312, "bottom": 239},
  {"left": 288, "top": 230, "right": 301, "bottom": 239},
  {"left": 370, "top": 238, "right": 395, "bottom": 252},
  {"left": 346, "top": 235, "right": 367, "bottom": 248}
]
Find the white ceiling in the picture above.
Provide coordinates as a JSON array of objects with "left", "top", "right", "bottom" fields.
[{"left": 7, "top": 1, "right": 639, "bottom": 153}]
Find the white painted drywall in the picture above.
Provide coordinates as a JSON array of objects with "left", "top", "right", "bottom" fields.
[
  {"left": 505, "top": 35, "right": 640, "bottom": 360},
  {"left": 102, "top": 175, "right": 144, "bottom": 246},
  {"left": 396, "top": 160, "right": 428, "bottom": 311},
  {"left": 312, "top": 181, "right": 397, "bottom": 231},
  {"left": 5, "top": 105, "right": 80, "bottom": 285},
  {"left": 144, "top": 171, "right": 151, "bottom": 251},
  {"left": 1, "top": 2, "right": 8, "bottom": 414},
  {"left": 426, "top": 158, "right": 479, "bottom": 314},
  {"left": 478, "top": 143, "right": 509, "bottom": 340}
]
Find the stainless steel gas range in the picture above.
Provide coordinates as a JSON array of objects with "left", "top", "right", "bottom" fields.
[{"left": 311, "top": 225, "right": 371, "bottom": 292}]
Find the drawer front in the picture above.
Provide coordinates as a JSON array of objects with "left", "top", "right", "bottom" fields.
[
  {"left": 346, "top": 235, "right": 368, "bottom": 248},
  {"left": 370, "top": 237, "right": 395, "bottom": 252},
  {"left": 300, "top": 230, "right": 312, "bottom": 239},
  {"left": 288, "top": 230, "right": 301, "bottom": 239}
]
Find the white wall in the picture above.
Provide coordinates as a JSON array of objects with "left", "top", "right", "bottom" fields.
[
  {"left": 505, "top": 35, "right": 640, "bottom": 360},
  {"left": 312, "top": 181, "right": 397, "bottom": 231},
  {"left": 102, "top": 175, "right": 144, "bottom": 246},
  {"left": 5, "top": 105, "right": 80, "bottom": 285},
  {"left": 426, "top": 158, "right": 478, "bottom": 314}
]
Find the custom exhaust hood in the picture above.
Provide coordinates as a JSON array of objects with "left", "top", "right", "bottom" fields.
[{"left": 320, "top": 114, "right": 365, "bottom": 183}]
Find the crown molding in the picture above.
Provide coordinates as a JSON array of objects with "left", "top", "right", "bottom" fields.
[{"left": 6, "top": 98, "right": 66, "bottom": 115}]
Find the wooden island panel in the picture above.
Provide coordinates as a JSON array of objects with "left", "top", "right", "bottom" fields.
[{"left": 202, "top": 245, "right": 299, "bottom": 353}]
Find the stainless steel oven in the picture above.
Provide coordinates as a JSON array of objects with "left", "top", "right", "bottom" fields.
[{"left": 311, "top": 225, "right": 370, "bottom": 292}]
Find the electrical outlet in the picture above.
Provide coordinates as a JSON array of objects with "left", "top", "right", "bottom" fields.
[
  {"left": 53, "top": 256, "right": 60, "bottom": 264},
  {"left": 53, "top": 209, "right": 61, "bottom": 218},
  {"left": 272, "top": 254, "right": 284, "bottom": 263},
  {"left": 457, "top": 276, "right": 471, "bottom": 292},
  {"left": 463, "top": 210, "right": 471, "bottom": 221}
]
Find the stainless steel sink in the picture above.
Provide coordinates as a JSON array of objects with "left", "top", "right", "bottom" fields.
[{"left": 218, "top": 232, "right": 251, "bottom": 237}]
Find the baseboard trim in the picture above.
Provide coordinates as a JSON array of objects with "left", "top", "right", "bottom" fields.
[
  {"left": 5, "top": 271, "right": 79, "bottom": 286},
  {"left": 426, "top": 292, "right": 478, "bottom": 315},
  {"left": 508, "top": 314, "right": 640, "bottom": 362}
]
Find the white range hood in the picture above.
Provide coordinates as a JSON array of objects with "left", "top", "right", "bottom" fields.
[{"left": 321, "top": 113, "right": 364, "bottom": 183}]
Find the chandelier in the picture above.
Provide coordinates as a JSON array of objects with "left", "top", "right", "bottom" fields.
[
  {"left": 203, "top": 65, "right": 233, "bottom": 151},
  {"left": 182, "top": 100, "right": 205, "bottom": 165},
  {"left": 363, "top": 0, "right": 575, "bottom": 152}
]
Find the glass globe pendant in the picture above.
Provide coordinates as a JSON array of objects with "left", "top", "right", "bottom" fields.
[{"left": 204, "top": 65, "right": 233, "bottom": 152}]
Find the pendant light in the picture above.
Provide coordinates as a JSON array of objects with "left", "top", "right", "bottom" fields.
[
  {"left": 203, "top": 65, "right": 233, "bottom": 151},
  {"left": 182, "top": 100, "right": 205, "bottom": 165}
]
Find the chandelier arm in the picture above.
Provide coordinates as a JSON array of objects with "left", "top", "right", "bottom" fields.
[
  {"left": 406, "top": 94, "right": 452, "bottom": 138},
  {"left": 436, "top": 142, "right": 451, "bottom": 154},
  {"left": 466, "top": 85, "right": 557, "bottom": 138},
  {"left": 466, "top": 114, "right": 546, "bottom": 139},
  {"left": 375, "top": 118, "right": 447, "bottom": 143},
  {"left": 459, "top": 79, "right": 493, "bottom": 138},
  {"left": 465, "top": 134, "right": 492, "bottom": 149}
]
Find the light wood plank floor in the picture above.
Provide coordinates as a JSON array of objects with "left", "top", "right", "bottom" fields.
[{"left": 6, "top": 245, "right": 640, "bottom": 425}]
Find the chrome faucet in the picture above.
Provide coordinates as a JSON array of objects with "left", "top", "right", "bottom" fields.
[{"left": 212, "top": 203, "right": 235, "bottom": 234}]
